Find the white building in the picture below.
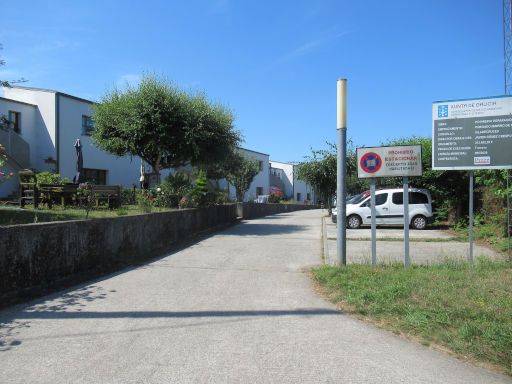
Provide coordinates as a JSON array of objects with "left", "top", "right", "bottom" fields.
[
  {"left": 0, "top": 85, "right": 165, "bottom": 197},
  {"left": 0, "top": 85, "right": 314, "bottom": 203},
  {"left": 218, "top": 147, "right": 270, "bottom": 202},
  {"left": 270, "top": 160, "right": 316, "bottom": 203}
]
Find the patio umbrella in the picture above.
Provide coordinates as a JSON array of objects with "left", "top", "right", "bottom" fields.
[
  {"left": 140, "top": 159, "right": 145, "bottom": 189},
  {"left": 73, "top": 138, "right": 84, "bottom": 184}
]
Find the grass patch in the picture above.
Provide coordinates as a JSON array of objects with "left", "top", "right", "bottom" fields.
[
  {"left": 453, "top": 222, "right": 511, "bottom": 254},
  {"left": 0, "top": 205, "right": 175, "bottom": 226},
  {"left": 312, "top": 259, "right": 512, "bottom": 374}
]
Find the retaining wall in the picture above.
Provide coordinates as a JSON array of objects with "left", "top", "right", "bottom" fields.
[
  {"left": 0, "top": 203, "right": 319, "bottom": 303},
  {"left": 237, "top": 202, "right": 319, "bottom": 219}
]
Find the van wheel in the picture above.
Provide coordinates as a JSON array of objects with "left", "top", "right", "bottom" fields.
[
  {"left": 347, "top": 215, "right": 362, "bottom": 229},
  {"left": 411, "top": 215, "right": 427, "bottom": 230}
]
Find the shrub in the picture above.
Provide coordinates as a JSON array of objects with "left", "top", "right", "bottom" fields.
[
  {"left": 136, "top": 190, "right": 153, "bottom": 213},
  {"left": 121, "top": 188, "right": 137, "bottom": 205},
  {"left": 36, "top": 171, "right": 70, "bottom": 186},
  {"left": 268, "top": 193, "right": 281, "bottom": 203}
]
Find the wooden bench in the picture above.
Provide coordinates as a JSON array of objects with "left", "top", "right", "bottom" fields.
[
  {"left": 39, "top": 184, "right": 78, "bottom": 209},
  {"left": 79, "top": 184, "right": 121, "bottom": 209}
]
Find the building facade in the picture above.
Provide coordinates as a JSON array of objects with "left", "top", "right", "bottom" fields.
[
  {"left": 270, "top": 160, "right": 316, "bottom": 203},
  {"left": 0, "top": 86, "right": 166, "bottom": 197},
  {"left": 1, "top": 86, "right": 316, "bottom": 203}
]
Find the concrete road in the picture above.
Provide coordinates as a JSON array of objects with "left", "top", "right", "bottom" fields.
[
  {"left": 1, "top": 210, "right": 510, "bottom": 383},
  {"left": 324, "top": 218, "right": 502, "bottom": 265},
  {"left": 325, "top": 221, "right": 456, "bottom": 240}
]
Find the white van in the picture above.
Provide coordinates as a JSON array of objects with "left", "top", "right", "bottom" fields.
[{"left": 332, "top": 188, "right": 434, "bottom": 230}]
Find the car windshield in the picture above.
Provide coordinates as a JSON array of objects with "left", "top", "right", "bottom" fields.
[{"left": 348, "top": 191, "right": 370, "bottom": 205}]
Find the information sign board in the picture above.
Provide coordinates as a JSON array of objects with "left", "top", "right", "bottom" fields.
[
  {"left": 432, "top": 96, "right": 512, "bottom": 170},
  {"left": 357, "top": 145, "right": 422, "bottom": 178}
]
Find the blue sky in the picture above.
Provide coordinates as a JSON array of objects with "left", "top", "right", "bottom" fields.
[{"left": 0, "top": 0, "right": 504, "bottom": 163}]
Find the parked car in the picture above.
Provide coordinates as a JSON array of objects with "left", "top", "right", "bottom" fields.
[{"left": 331, "top": 188, "right": 433, "bottom": 230}]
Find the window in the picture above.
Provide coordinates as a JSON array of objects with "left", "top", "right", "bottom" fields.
[
  {"left": 411, "top": 192, "right": 428, "bottom": 204},
  {"left": 307, "top": 193, "right": 311, "bottom": 200},
  {"left": 296, "top": 192, "right": 301, "bottom": 201},
  {"left": 393, "top": 192, "right": 428, "bottom": 205},
  {"left": 83, "top": 168, "right": 107, "bottom": 185},
  {"left": 82, "top": 115, "right": 94, "bottom": 136},
  {"left": 361, "top": 193, "right": 388, "bottom": 207},
  {"left": 258, "top": 161, "right": 263, "bottom": 171},
  {"left": 392, "top": 192, "right": 403, "bottom": 205},
  {"left": 256, "top": 187, "right": 263, "bottom": 196},
  {"left": 8, "top": 111, "right": 21, "bottom": 134}
]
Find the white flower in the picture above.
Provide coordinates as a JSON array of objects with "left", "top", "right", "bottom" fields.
[{"left": 156, "top": 187, "right": 161, "bottom": 192}]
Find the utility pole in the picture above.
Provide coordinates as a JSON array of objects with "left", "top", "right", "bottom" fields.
[{"left": 337, "top": 79, "right": 347, "bottom": 265}]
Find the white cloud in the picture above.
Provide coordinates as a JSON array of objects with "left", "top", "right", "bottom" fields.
[
  {"left": 276, "top": 30, "right": 353, "bottom": 65},
  {"left": 116, "top": 73, "right": 141, "bottom": 89},
  {"left": 32, "top": 39, "right": 80, "bottom": 53}
]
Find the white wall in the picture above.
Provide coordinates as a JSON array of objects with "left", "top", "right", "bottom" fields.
[
  {"left": 0, "top": 98, "right": 38, "bottom": 197},
  {"left": 269, "top": 160, "right": 316, "bottom": 204},
  {"left": 293, "top": 174, "right": 316, "bottom": 204},
  {"left": 3, "top": 87, "right": 57, "bottom": 172},
  {"left": 242, "top": 148, "right": 269, "bottom": 201},
  {"left": 269, "top": 160, "right": 294, "bottom": 198},
  {"left": 0, "top": 98, "right": 36, "bottom": 167},
  {"left": 58, "top": 95, "right": 146, "bottom": 187},
  {"left": 217, "top": 148, "right": 269, "bottom": 202}
]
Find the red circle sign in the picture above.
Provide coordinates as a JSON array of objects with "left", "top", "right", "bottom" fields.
[{"left": 360, "top": 152, "right": 382, "bottom": 173}]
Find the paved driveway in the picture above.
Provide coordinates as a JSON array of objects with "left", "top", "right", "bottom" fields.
[
  {"left": 324, "top": 218, "right": 501, "bottom": 265},
  {"left": 0, "top": 210, "right": 510, "bottom": 383}
]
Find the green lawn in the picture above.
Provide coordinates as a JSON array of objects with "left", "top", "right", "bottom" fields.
[
  {"left": 312, "top": 259, "right": 512, "bottom": 374},
  {"left": 0, "top": 205, "right": 175, "bottom": 226}
]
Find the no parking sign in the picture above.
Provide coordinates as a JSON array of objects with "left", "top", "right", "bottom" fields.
[{"left": 357, "top": 145, "right": 423, "bottom": 178}]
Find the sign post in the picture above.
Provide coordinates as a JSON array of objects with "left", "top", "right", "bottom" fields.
[
  {"left": 432, "top": 96, "right": 512, "bottom": 270},
  {"left": 469, "top": 171, "right": 474, "bottom": 272},
  {"left": 357, "top": 145, "right": 423, "bottom": 267},
  {"left": 370, "top": 178, "right": 377, "bottom": 266},
  {"left": 337, "top": 79, "right": 347, "bottom": 265},
  {"left": 403, "top": 176, "right": 410, "bottom": 267}
]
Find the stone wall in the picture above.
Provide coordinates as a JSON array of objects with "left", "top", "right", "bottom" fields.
[
  {"left": 0, "top": 203, "right": 319, "bottom": 303},
  {"left": 0, "top": 205, "right": 237, "bottom": 301},
  {"left": 237, "top": 202, "right": 319, "bottom": 220}
]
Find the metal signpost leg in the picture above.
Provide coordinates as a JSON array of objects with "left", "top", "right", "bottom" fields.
[
  {"left": 469, "top": 171, "right": 474, "bottom": 272},
  {"left": 337, "top": 79, "right": 347, "bottom": 265},
  {"left": 403, "top": 176, "right": 410, "bottom": 268},
  {"left": 370, "top": 178, "right": 377, "bottom": 266}
]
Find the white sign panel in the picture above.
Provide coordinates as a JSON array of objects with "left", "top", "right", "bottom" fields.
[
  {"left": 432, "top": 96, "right": 512, "bottom": 170},
  {"left": 357, "top": 145, "right": 423, "bottom": 178}
]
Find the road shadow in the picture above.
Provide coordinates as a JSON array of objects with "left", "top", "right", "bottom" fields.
[
  {"left": 14, "top": 308, "right": 340, "bottom": 320},
  {"left": 0, "top": 284, "right": 111, "bottom": 352},
  {"left": 223, "top": 222, "right": 308, "bottom": 236}
]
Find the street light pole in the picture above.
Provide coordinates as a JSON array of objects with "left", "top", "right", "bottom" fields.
[{"left": 337, "top": 79, "right": 347, "bottom": 265}]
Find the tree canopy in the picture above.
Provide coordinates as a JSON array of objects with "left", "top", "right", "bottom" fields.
[
  {"left": 296, "top": 144, "right": 337, "bottom": 208},
  {"left": 92, "top": 75, "right": 241, "bottom": 176},
  {"left": 225, "top": 151, "right": 260, "bottom": 202}
]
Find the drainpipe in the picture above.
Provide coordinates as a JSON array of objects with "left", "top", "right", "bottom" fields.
[{"left": 55, "top": 94, "right": 60, "bottom": 173}]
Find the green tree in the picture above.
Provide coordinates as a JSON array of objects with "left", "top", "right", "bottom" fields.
[
  {"left": 297, "top": 144, "right": 337, "bottom": 210},
  {"left": 380, "top": 136, "right": 469, "bottom": 221},
  {"left": 92, "top": 74, "right": 240, "bottom": 179},
  {"left": 225, "top": 152, "right": 260, "bottom": 202},
  {"left": 0, "top": 44, "right": 26, "bottom": 87}
]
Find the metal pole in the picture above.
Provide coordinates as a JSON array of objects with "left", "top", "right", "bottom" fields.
[
  {"left": 370, "top": 178, "right": 377, "bottom": 266},
  {"left": 403, "top": 177, "right": 410, "bottom": 268},
  {"left": 337, "top": 79, "right": 347, "bottom": 265},
  {"left": 469, "top": 171, "right": 474, "bottom": 272}
]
